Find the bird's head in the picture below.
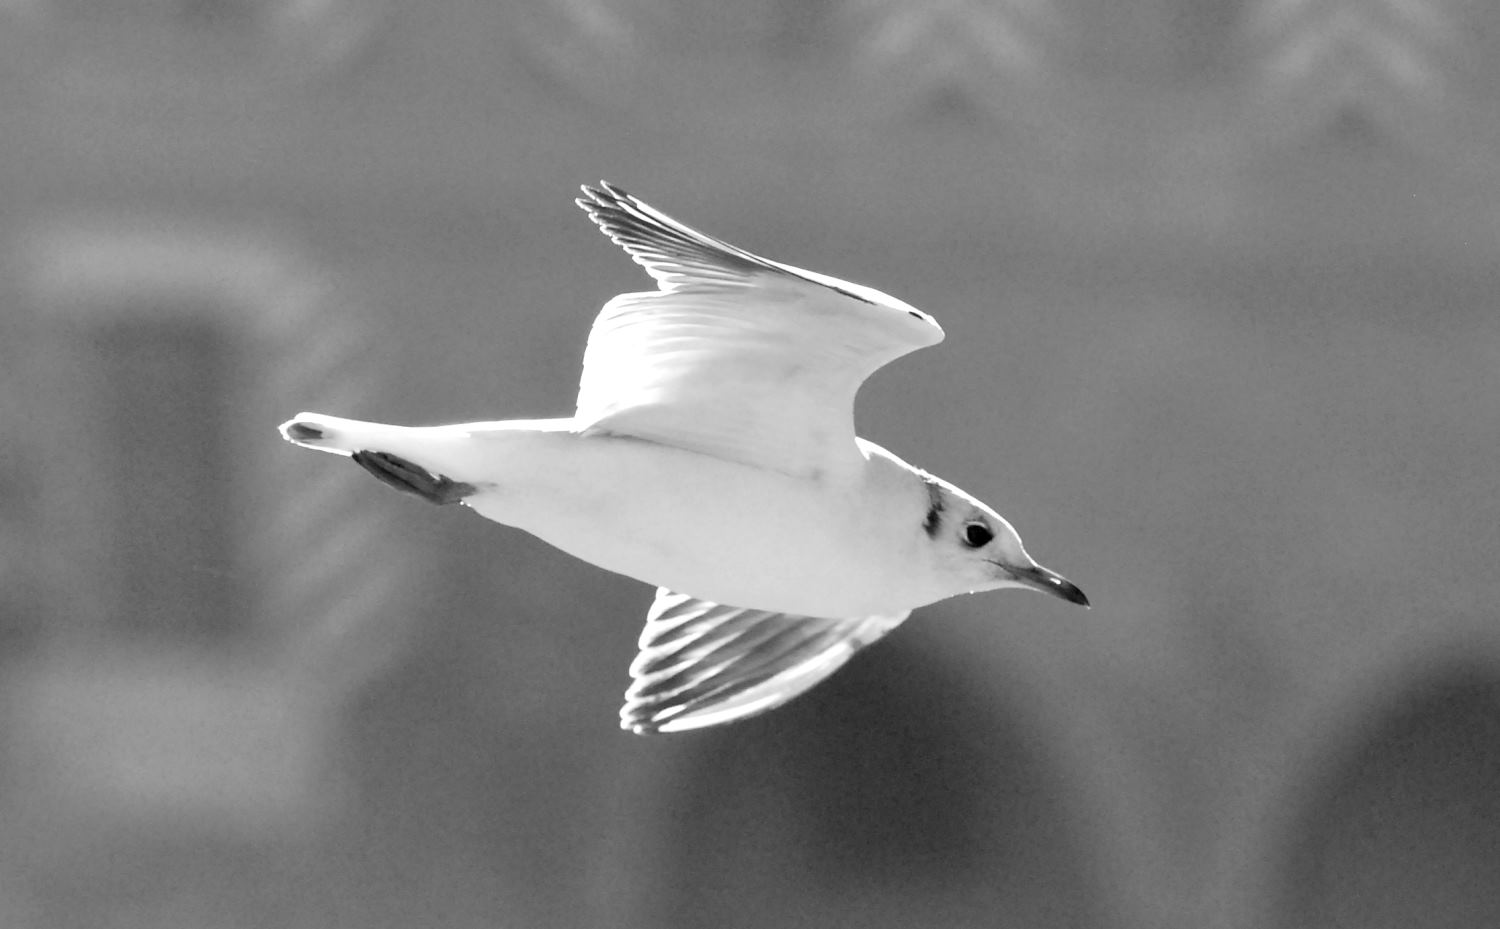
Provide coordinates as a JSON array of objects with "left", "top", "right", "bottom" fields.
[{"left": 918, "top": 476, "right": 1089, "bottom": 607}]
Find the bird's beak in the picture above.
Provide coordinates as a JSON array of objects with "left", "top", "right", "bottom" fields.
[{"left": 1005, "top": 563, "right": 1090, "bottom": 607}]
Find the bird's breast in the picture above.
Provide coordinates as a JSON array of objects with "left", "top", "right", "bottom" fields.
[{"left": 463, "top": 430, "right": 917, "bottom": 617}]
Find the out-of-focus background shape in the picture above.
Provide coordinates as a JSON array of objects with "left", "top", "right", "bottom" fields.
[{"left": 2, "top": 1, "right": 1498, "bottom": 927}]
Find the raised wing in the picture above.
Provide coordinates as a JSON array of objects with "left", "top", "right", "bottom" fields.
[
  {"left": 621, "top": 588, "right": 908, "bottom": 734},
  {"left": 573, "top": 182, "right": 944, "bottom": 479}
]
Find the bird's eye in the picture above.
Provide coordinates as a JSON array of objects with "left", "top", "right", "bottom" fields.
[{"left": 962, "top": 522, "right": 993, "bottom": 548}]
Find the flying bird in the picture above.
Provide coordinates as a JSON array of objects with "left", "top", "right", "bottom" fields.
[{"left": 279, "top": 182, "right": 1087, "bottom": 734}]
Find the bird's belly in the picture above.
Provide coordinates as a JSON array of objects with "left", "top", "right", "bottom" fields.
[{"left": 465, "top": 433, "right": 902, "bottom": 617}]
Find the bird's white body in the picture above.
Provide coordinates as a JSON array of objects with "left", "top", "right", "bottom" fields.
[
  {"left": 289, "top": 415, "right": 953, "bottom": 619},
  {"left": 279, "top": 182, "right": 1086, "bottom": 733}
]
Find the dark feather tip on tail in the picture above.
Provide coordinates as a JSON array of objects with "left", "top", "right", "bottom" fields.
[{"left": 285, "top": 421, "right": 324, "bottom": 441}]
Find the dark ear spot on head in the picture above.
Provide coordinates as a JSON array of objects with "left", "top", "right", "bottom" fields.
[{"left": 921, "top": 479, "right": 944, "bottom": 539}]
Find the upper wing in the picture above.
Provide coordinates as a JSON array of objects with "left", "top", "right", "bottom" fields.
[
  {"left": 620, "top": 588, "right": 908, "bottom": 734},
  {"left": 573, "top": 182, "right": 944, "bottom": 480}
]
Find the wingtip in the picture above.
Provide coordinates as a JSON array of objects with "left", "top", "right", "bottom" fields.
[
  {"left": 577, "top": 180, "right": 630, "bottom": 209},
  {"left": 575, "top": 183, "right": 615, "bottom": 224},
  {"left": 620, "top": 715, "right": 661, "bottom": 736},
  {"left": 619, "top": 704, "right": 710, "bottom": 736},
  {"left": 620, "top": 700, "right": 672, "bottom": 736}
]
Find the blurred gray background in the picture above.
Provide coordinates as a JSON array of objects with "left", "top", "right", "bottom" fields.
[{"left": 2, "top": 1, "right": 1500, "bottom": 927}]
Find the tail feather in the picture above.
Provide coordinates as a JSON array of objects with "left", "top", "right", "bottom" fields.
[
  {"left": 278, "top": 413, "right": 408, "bottom": 458},
  {"left": 278, "top": 412, "right": 485, "bottom": 505},
  {"left": 279, "top": 413, "right": 467, "bottom": 468},
  {"left": 280, "top": 413, "right": 574, "bottom": 502}
]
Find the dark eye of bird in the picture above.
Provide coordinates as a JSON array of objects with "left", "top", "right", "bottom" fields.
[{"left": 962, "top": 522, "right": 993, "bottom": 548}]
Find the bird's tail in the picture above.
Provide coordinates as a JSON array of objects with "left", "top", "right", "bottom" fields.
[
  {"left": 278, "top": 412, "right": 412, "bottom": 458},
  {"left": 279, "top": 412, "right": 480, "bottom": 505}
]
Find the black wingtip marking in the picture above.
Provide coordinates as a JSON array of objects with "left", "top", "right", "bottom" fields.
[
  {"left": 285, "top": 421, "right": 323, "bottom": 441},
  {"left": 351, "top": 450, "right": 475, "bottom": 505},
  {"left": 921, "top": 478, "right": 945, "bottom": 539},
  {"left": 830, "top": 284, "right": 876, "bottom": 305}
]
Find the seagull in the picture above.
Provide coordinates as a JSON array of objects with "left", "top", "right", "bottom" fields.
[{"left": 279, "top": 181, "right": 1087, "bottom": 734}]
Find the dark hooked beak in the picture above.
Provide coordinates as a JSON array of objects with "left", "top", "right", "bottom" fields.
[{"left": 1008, "top": 563, "right": 1090, "bottom": 608}]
